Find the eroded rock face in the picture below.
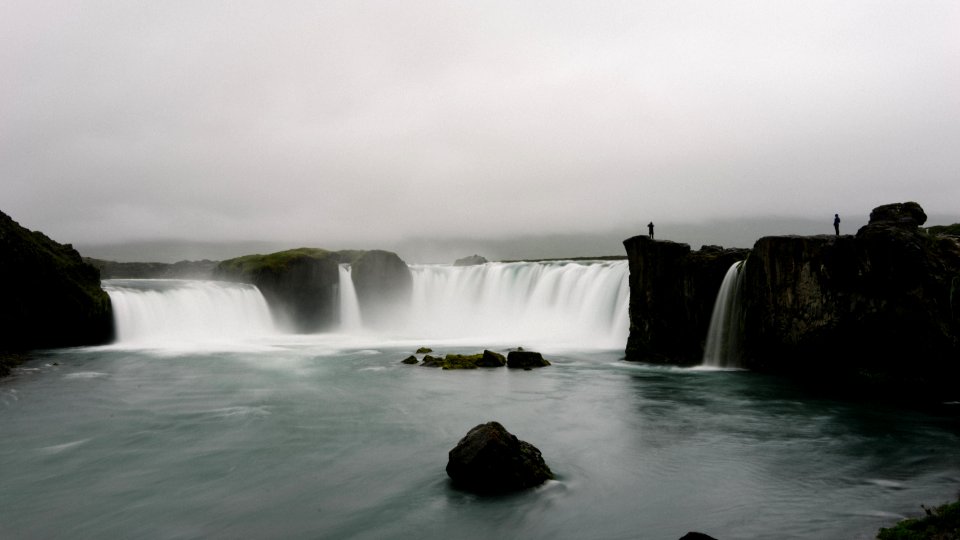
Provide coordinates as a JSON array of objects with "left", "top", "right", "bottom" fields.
[
  {"left": 740, "top": 202, "right": 960, "bottom": 399},
  {"left": 446, "top": 422, "right": 554, "bottom": 494},
  {"left": 213, "top": 248, "right": 339, "bottom": 332},
  {"left": 0, "top": 210, "right": 114, "bottom": 354},
  {"left": 622, "top": 236, "right": 749, "bottom": 365},
  {"left": 453, "top": 254, "right": 488, "bottom": 266}
]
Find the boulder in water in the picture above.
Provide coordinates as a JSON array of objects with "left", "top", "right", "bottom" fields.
[
  {"left": 477, "top": 350, "right": 506, "bottom": 367},
  {"left": 678, "top": 533, "right": 719, "bottom": 540},
  {"left": 416, "top": 347, "right": 433, "bottom": 354},
  {"left": 507, "top": 350, "right": 551, "bottom": 369},
  {"left": 446, "top": 421, "right": 554, "bottom": 494},
  {"left": 401, "top": 355, "right": 418, "bottom": 365}
]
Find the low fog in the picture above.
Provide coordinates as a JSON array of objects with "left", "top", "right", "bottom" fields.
[{"left": 2, "top": 1, "right": 958, "bottom": 262}]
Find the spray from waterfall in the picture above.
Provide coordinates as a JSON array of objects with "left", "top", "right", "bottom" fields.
[
  {"left": 104, "top": 279, "right": 276, "bottom": 345},
  {"left": 338, "top": 264, "right": 362, "bottom": 331},
  {"left": 703, "top": 260, "right": 746, "bottom": 368}
]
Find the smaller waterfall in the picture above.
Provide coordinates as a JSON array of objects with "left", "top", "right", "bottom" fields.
[
  {"left": 338, "top": 264, "right": 362, "bottom": 331},
  {"left": 703, "top": 261, "right": 746, "bottom": 368}
]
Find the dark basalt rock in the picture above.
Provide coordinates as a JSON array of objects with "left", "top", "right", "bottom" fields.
[
  {"left": 739, "top": 202, "right": 960, "bottom": 400},
  {"left": 453, "top": 254, "right": 488, "bottom": 266},
  {"left": 416, "top": 347, "right": 433, "bottom": 354},
  {"left": 477, "top": 350, "right": 506, "bottom": 367},
  {"left": 678, "top": 533, "right": 719, "bottom": 540},
  {"left": 0, "top": 210, "right": 114, "bottom": 358},
  {"left": 622, "top": 237, "right": 749, "bottom": 365},
  {"left": 420, "top": 355, "right": 443, "bottom": 368},
  {"left": 506, "top": 350, "right": 550, "bottom": 369},
  {"left": 446, "top": 421, "right": 554, "bottom": 494},
  {"left": 213, "top": 248, "right": 339, "bottom": 332},
  {"left": 401, "top": 355, "right": 418, "bottom": 365},
  {"left": 350, "top": 250, "right": 412, "bottom": 329}
]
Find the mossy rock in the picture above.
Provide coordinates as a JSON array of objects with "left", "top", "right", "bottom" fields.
[
  {"left": 0, "top": 210, "right": 114, "bottom": 353},
  {"left": 416, "top": 347, "right": 433, "bottom": 354},
  {"left": 214, "top": 248, "right": 340, "bottom": 332},
  {"left": 877, "top": 499, "right": 960, "bottom": 539},
  {"left": 401, "top": 355, "right": 418, "bottom": 365},
  {"left": 507, "top": 350, "right": 551, "bottom": 369}
]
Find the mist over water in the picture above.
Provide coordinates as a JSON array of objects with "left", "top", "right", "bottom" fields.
[{"left": 3, "top": 263, "right": 957, "bottom": 539}]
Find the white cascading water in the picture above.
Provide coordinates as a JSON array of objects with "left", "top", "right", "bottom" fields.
[
  {"left": 338, "top": 264, "right": 363, "bottom": 331},
  {"left": 391, "top": 260, "right": 630, "bottom": 348},
  {"left": 702, "top": 261, "right": 746, "bottom": 368},
  {"left": 104, "top": 279, "right": 275, "bottom": 345}
]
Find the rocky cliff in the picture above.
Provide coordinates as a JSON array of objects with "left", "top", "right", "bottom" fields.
[
  {"left": 213, "top": 248, "right": 340, "bottom": 332},
  {"left": 622, "top": 236, "right": 749, "bottom": 365},
  {"left": 0, "top": 210, "right": 114, "bottom": 355},
  {"left": 741, "top": 202, "right": 960, "bottom": 398}
]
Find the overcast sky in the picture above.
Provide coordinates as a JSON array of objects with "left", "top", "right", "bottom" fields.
[{"left": 2, "top": 1, "right": 958, "bottom": 255}]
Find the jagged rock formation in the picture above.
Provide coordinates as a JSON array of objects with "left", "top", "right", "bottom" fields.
[
  {"left": 213, "top": 248, "right": 340, "bottom": 332},
  {"left": 0, "top": 210, "right": 113, "bottom": 356},
  {"left": 741, "top": 202, "right": 960, "bottom": 398},
  {"left": 446, "top": 421, "right": 554, "bottom": 494},
  {"left": 622, "top": 237, "right": 749, "bottom": 365},
  {"left": 350, "top": 249, "right": 412, "bottom": 328},
  {"left": 85, "top": 258, "right": 218, "bottom": 279}
]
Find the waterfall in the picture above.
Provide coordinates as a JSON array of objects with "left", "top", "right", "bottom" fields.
[
  {"left": 702, "top": 261, "right": 746, "bottom": 368},
  {"left": 399, "top": 260, "right": 630, "bottom": 348},
  {"left": 338, "top": 264, "right": 362, "bottom": 331},
  {"left": 104, "top": 279, "right": 275, "bottom": 345}
]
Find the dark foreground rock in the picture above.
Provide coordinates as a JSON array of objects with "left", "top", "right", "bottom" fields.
[
  {"left": 0, "top": 210, "right": 113, "bottom": 357},
  {"left": 877, "top": 498, "right": 960, "bottom": 540},
  {"left": 678, "top": 533, "right": 718, "bottom": 540},
  {"left": 453, "top": 254, "right": 488, "bottom": 266},
  {"left": 507, "top": 350, "right": 551, "bottom": 369},
  {"left": 401, "top": 355, "right": 418, "bottom": 365},
  {"left": 446, "top": 422, "right": 554, "bottom": 494}
]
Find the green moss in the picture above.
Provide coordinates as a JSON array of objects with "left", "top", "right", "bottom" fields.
[
  {"left": 419, "top": 352, "right": 509, "bottom": 369},
  {"left": 927, "top": 223, "right": 960, "bottom": 237},
  {"left": 877, "top": 499, "right": 960, "bottom": 540},
  {"left": 218, "top": 248, "right": 336, "bottom": 275},
  {"left": 416, "top": 347, "right": 433, "bottom": 354}
]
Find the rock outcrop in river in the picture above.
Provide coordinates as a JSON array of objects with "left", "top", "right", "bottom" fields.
[
  {"left": 213, "top": 248, "right": 340, "bottom": 332},
  {"left": 446, "top": 421, "right": 554, "bottom": 494},
  {"left": 0, "top": 210, "right": 113, "bottom": 356},
  {"left": 622, "top": 237, "right": 749, "bottom": 365}
]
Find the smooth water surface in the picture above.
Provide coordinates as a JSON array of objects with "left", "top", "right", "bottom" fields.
[{"left": 2, "top": 340, "right": 958, "bottom": 539}]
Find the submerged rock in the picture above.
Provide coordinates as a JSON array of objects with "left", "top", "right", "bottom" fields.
[
  {"left": 446, "top": 421, "right": 554, "bottom": 494},
  {"left": 401, "top": 355, "right": 418, "bottom": 365},
  {"left": 506, "top": 350, "right": 551, "bottom": 369}
]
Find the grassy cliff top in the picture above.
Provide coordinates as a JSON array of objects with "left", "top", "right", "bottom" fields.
[
  {"left": 927, "top": 223, "right": 960, "bottom": 236},
  {"left": 217, "top": 247, "right": 337, "bottom": 274}
]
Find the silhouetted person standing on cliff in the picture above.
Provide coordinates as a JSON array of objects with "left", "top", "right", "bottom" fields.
[
  {"left": 648, "top": 222, "right": 654, "bottom": 239},
  {"left": 833, "top": 214, "right": 840, "bottom": 236}
]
